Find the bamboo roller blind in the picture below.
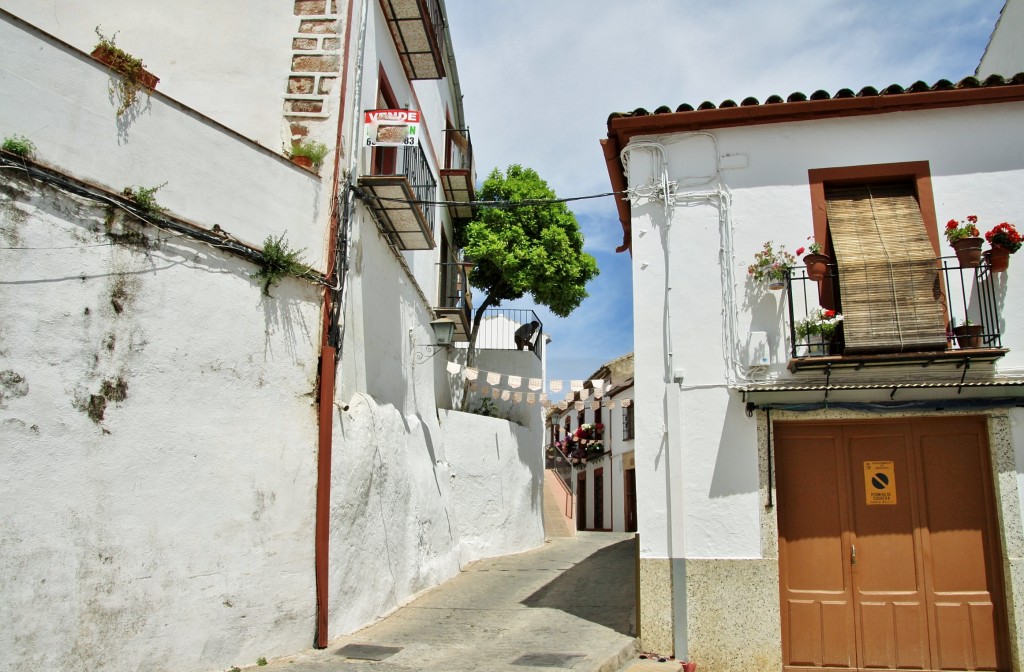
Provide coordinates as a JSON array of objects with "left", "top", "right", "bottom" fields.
[{"left": 825, "top": 183, "right": 947, "bottom": 353}]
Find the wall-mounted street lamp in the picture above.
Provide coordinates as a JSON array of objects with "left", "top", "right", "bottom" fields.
[{"left": 413, "top": 318, "right": 455, "bottom": 363}]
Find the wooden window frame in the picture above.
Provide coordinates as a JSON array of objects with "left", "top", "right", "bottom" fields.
[
  {"left": 808, "top": 161, "right": 940, "bottom": 258},
  {"left": 372, "top": 65, "right": 399, "bottom": 175},
  {"left": 622, "top": 403, "right": 634, "bottom": 441}
]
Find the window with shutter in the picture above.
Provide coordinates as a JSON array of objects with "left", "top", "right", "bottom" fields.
[{"left": 809, "top": 163, "right": 946, "bottom": 355}]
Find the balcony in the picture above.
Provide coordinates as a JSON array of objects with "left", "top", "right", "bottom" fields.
[
  {"left": 472, "top": 308, "right": 544, "bottom": 360},
  {"left": 357, "top": 143, "right": 436, "bottom": 250},
  {"left": 440, "top": 127, "right": 474, "bottom": 221},
  {"left": 379, "top": 0, "right": 446, "bottom": 80},
  {"left": 786, "top": 256, "right": 1007, "bottom": 374},
  {"left": 435, "top": 261, "right": 472, "bottom": 342}
]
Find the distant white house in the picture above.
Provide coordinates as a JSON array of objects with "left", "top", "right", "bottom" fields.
[{"left": 547, "top": 353, "right": 636, "bottom": 533}]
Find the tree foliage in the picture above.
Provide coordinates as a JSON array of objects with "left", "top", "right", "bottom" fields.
[
  {"left": 461, "top": 164, "right": 599, "bottom": 320},
  {"left": 459, "top": 165, "right": 598, "bottom": 409}
]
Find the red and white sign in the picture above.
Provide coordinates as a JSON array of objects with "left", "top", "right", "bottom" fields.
[{"left": 364, "top": 109, "right": 421, "bottom": 147}]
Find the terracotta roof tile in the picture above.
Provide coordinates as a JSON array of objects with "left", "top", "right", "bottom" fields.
[{"left": 607, "top": 74, "right": 1024, "bottom": 123}]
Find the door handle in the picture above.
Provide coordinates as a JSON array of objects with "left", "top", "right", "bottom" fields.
[{"left": 851, "top": 544, "right": 857, "bottom": 565}]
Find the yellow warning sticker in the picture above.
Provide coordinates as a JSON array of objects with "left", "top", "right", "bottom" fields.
[{"left": 864, "top": 461, "right": 897, "bottom": 505}]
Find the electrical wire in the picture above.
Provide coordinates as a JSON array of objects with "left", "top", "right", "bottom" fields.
[
  {"left": 0, "top": 153, "right": 333, "bottom": 289},
  {"left": 348, "top": 184, "right": 628, "bottom": 209}
]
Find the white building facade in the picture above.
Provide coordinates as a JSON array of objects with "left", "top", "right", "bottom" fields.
[
  {"left": 602, "top": 73, "right": 1024, "bottom": 670},
  {"left": 0, "top": 2, "right": 545, "bottom": 671}
]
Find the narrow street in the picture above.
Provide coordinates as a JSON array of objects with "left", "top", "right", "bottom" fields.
[{"left": 255, "top": 532, "right": 638, "bottom": 672}]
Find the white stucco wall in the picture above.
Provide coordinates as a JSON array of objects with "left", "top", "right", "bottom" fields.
[
  {"left": 441, "top": 410, "right": 546, "bottom": 561},
  {"left": 978, "top": 0, "right": 1024, "bottom": 78},
  {"left": 627, "top": 102, "right": 1024, "bottom": 561},
  {"left": 0, "top": 171, "right": 322, "bottom": 672},
  {"left": 0, "top": 0, "right": 302, "bottom": 148},
  {"left": 0, "top": 14, "right": 331, "bottom": 270}
]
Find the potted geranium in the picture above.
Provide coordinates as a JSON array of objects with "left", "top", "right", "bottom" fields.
[
  {"left": 945, "top": 215, "right": 983, "bottom": 267},
  {"left": 795, "top": 308, "right": 843, "bottom": 356},
  {"left": 984, "top": 221, "right": 1021, "bottom": 272},
  {"left": 796, "top": 235, "right": 830, "bottom": 282},
  {"left": 748, "top": 241, "right": 796, "bottom": 290}
]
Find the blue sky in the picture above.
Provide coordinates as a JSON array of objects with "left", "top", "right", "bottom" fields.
[{"left": 445, "top": 0, "right": 1005, "bottom": 385}]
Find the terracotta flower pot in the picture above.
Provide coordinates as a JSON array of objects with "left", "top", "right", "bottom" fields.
[
  {"left": 803, "top": 253, "right": 831, "bottom": 281},
  {"left": 986, "top": 245, "right": 1011, "bottom": 272},
  {"left": 291, "top": 155, "right": 314, "bottom": 169},
  {"left": 953, "top": 324, "right": 983, "bottom": 349},
  {"left": 951, "top": 237, "right": 984, "bottom": 268}
]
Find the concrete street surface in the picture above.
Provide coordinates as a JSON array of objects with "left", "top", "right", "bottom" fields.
[{"left": 245, "top": 532, "right": 638, "bottom": 672}]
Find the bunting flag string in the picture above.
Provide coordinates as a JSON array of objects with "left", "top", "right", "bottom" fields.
[{"left": 437, "top": 361, "right": 631, "bottom": 412}]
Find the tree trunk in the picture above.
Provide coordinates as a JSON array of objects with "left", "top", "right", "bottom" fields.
[{"left": 459, "top": 292, "right": 499, "bottom": 412}]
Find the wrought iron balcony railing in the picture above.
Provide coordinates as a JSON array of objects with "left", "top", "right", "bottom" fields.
[
  {"left": 356, "top": 143, "right": 437, "bottom": 250},
  {"left": 786, "top": 256, "right": 1006, "bottom": 367},
  {"left": 435, "top": 261, "right": 472, "bottom": 342},
  {"left": 474, "top": 308, "right": 544, "bottom": 360}
]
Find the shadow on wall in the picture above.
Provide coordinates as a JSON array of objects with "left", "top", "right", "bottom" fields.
[
  {"left": 708, "top": 393, "right": 759, "bottom": 498},
  {"left": 521, "top": 538, "right": 636, "bottom": 636},
  {"left": 512, "top": 420, "right": 543, "bottom": 513}
]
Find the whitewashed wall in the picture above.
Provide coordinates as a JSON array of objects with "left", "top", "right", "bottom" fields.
[
  {"left": 0, "top": 14, "right": 331, "bottom": 270},
  {"left": 0, "top": 171, "right": 322, "bottom": 672},
  {"left": 978, "top": 0, "right": 1024, "bottom": 78},
  {"left": 441, "top": 410, "right": 545, "bottom": 562},
  {"left": 0, "top": 0, "right": 301, "bottom": 148},
  {"left": 628, "top": 102, "right": 1024, "bottom": 561}
]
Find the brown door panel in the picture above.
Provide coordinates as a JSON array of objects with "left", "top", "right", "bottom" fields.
[{"left": 774, "top": 417, "right": 1009, "bottom": 672}]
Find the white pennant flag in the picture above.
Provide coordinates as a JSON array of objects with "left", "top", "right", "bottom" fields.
[
  {"left": 465, "top": 367, "right": 479, "bottom": 381},
  {"left": 558, "top": 401, "right": 568, "bottom": 410},
  {"left": 580, "top": 388, "right": 590, "bottom": 400},
  {"left": 590, "top": 379, "right": 604, "bottom": 390},
  {"left": 621, "top": 399, "right": 632, "bottom": 407},
  {"left": 486, "top": 371, "right": 501, "bottom": 385},
  {"left": 447, "top": 361, "right": 461, "bottom": 375},
  {"left": 491, "top": 388, "right": 500, "bottom": 399},
  {"left": 540, "top": 393, "right": 548, "bottom": 403},
  {"left": 507, "top": 375, "right": 522, "bottom": 389},
  {"left": 527, "top": 393, "right": 536, "bottom": 405},
  {"left": 549, "top": 380, "right": 563, "bottom": 393},
  {"left": 528, "top": 378, "right": 543, "bottom": 391},
  {"left": 501, "top": 390, "right": 511, "bottom": 401},
  {"left": 591, "top": 400, "right": 600, "bottom": 410},
  {"left": 607, "top": 400, "right": 616, "bottom": 409},
  {"left": 513, "top": 392, "right": 523, "bottom": 403},
  {"left": 575, "top": 401, "right": 584, "bottom": 411},
  {"left": 570, "top": 380, "right": 584, "bottom": 391}
]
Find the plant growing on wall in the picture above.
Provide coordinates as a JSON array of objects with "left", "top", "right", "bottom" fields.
[
  {"left": 253, "top": 234, "right": 308, "bottom": 296},
  {"left": 92, "top": 27, "right": 159, "bottom": 118},
  {"left": 458, "top": 165, "right": 599, "bottom": 410},
  {"left": 2, "top": 134, "right": 36, "bottom": 157},
  {"left": 122, "top": 182, "right": 166, "bottom": 215}
]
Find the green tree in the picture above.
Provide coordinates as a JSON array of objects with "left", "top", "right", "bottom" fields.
[{"left": 459, "top": 165, "right": 598, "bottom": 407}]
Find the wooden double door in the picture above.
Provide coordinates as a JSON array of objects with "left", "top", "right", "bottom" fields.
[{"left": 775, "top": 417, "right": 1009, "bottom": 671}]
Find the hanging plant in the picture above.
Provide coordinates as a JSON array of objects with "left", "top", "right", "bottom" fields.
[{"left": 92, "top": 27, "right": 159, "bottom": 118}]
